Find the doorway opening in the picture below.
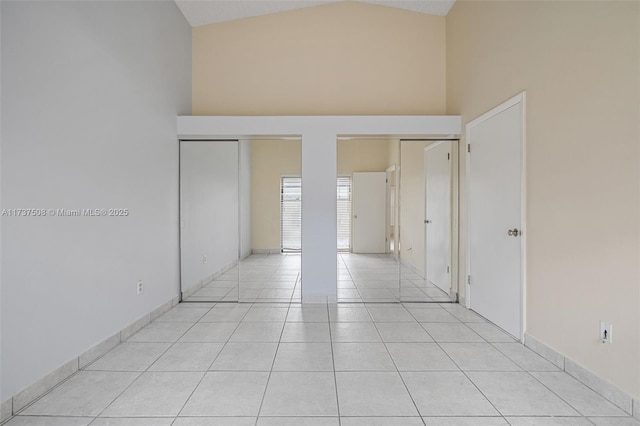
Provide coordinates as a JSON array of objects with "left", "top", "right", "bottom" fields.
[
  {"left": 337, "top": 176, "right": 352, "bottom": 252},
  {"left": 280, "top": 176, "right": 302, "bottom": 253},
  {"left": 280, "top": 176, "right": 353, "bottom": 253}
]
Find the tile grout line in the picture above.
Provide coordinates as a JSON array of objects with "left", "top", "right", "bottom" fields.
[
  {"left": 14, "top": 310, "right": 195, "bottom": 421},
  {"left": 327, "top": 301, "right": 342, "bottom": 426},
  {"left": 522, "top": 364, "right": 605, "bottom": 419},
  {"left": 404, "top": 305, "right": 510, "bottom": 424},
  {"left": 6, "top": 296, "right": 184, "bottom": 422},
  {"left": 421, "top": 311, "right": 615, "bottom": 423},
  {"left": 253, "top": 301, "right": 293, "bottom": 425},
  {"left": 174, "top": 302, "right": 252, "bottom": 420},
  {"left": 366, "top": 304, "right": 428, "bottom": 426},
  {"left": 89, "top": 305, "right": 218, "bottom": 422},
  {"left": 481, "top": 325, "right": 620, "bottom": 420},
  {"left": 339, "top": 253, "right": 366, "bottom": 304}
]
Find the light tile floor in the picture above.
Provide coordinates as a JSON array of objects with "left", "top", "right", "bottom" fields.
[
  {"left": 184, "top": 253, "right": 451, "bottom": 304},
  {"left": 8, "top": 303, "right": 639, "bottom": 426}
]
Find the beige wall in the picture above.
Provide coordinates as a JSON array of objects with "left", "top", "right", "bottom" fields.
[
  {"left": 447, "top": 1, "right": 640, "bottom": 397},
  {"left": 251, "top": 140, "right": 302, "bottom": 250},
  {"left": 251, "top": 139, "right": 390, "bottom": 250},
  {"left": 192, "top": 1, "right": 446, "bottom": 115},
  {"left": 338, "top": 139, "right": 390, "bottom": 175}
]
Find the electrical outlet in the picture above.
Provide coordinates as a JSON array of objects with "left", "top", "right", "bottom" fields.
[
  {"left": 600, "top": 321, "right": 612, "bottom": 343},
  {"left": 137, "top": 280, "right": 144, "bottom": 295},
  {"left": 203, "top": 255, "right": 207, "bottom": 264}
]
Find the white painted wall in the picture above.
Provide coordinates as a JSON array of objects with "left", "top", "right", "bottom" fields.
[
  {"left": 301, "top": 131, "right": 338, "bottom": 302},
  {"left": 0, "top": 1, "right": 191, "bottom": 400},
  {"left": 180, "top": 141, "right": 239, "bottom": 292}
]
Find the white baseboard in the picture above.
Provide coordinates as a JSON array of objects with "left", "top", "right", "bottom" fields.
[
  {"left": 523, "top": 334, "right": 564, "bottom": 369},
  {"left": 12, "top": 358, "right": 78, "bottom": 414},
  {"left": 252, "top": 248, "right": 281, "bottom": 254},
  {"left": 524, "top": 332, "right": 636, "bottom": 416},
  {"left": 1, "top": 294, "right": 179, "bottom": 423},
  {"left": 181, "top": 260, "right": 238, "bottom": 300},
  {"left": 0, "top": 399, "right": 11, "bottom": 425},
  {"left": 400, "top": 259, "right": 456, "bottom": 302},
  {"left": 399, "top": 259, "right": 424, "bottom": 278}
]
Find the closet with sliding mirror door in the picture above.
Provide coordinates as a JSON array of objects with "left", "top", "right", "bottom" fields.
[
  {"left": 398, "top": 139, "right": 459, "bottom": 303},
  {"left": 336, "top": 137, "right": 400, "bottom": 303},
  {"left": 242, "top": 138, "right": 302, "bottom": 303},
  {"left": 179, "top": 140, "right": 241, "bottom": 302},
  {"left": 179, "top": 138, "right": 303, "bottom": 304}
]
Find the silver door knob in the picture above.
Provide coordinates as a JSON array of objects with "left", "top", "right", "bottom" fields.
[{"left": 507, "top": 228, "right": 520, "bottom": 237}]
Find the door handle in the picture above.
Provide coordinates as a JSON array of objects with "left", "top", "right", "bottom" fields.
[
  {"left": 507, "top": 228, "right": 520, "bottom": 237},
  {"left": 424, "top": 220, "right": 431, "bottom": 224}
]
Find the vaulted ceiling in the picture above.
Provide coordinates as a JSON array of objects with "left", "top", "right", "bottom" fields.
[{"left": 174, "top": 0, "right": 455, "bottom": 27}]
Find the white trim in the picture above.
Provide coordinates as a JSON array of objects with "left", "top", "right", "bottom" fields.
[
  {"left": 521, "top": 93, "right": 528, "bottom": 339},
  {"left": 2, "top": 294, "right": 180, "bottom": 421},
  {"left": 524, "top": 332, "right": 634, "bottom": 414},
  {"left": 465, "top": 92, "right": 526, "bottom": 341},
  {"left": 181, "top": 259, "right": 238, "bottom": 301},
  {"left": 251, "top": 248, "right": 281, "bottom": 254},
  {"left": 177, "top": 115, "right": 461, "bottom": 140},
  {"left": 465, "top": 131, "right": 471, "bottom": 309},
  {"left": 1, "top": 399, "right": 12, "bottom": 424},
  {"left": 423, "top": 139, "right": 447, "bottom": 153}
]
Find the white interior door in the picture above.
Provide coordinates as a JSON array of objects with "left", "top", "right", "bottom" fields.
[
  {"left": 425, "top": 141, "right": 452, "bottom": 294},
  {"left": 467, "top": 95, "right": 524, "bottom": 339},
  {"left": 352, "top": 172, "right": 386, "bottom": 253}
]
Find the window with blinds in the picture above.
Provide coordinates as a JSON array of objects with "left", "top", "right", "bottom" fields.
[
  {"left": 337, "top": 176, "right": 351, "bottom": 251},
  {"left": 281, "top": 177, "right": 302, "bottom": 252},
  {"left": 280, "top": 176, "right": 352, "bottom": 252}
]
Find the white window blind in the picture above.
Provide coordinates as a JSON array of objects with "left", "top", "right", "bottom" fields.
[
  {"left": 281, "top": 177, "right": 302, "bottom": 252},
  {"left": 280, "top": 176, "right": 351, "bottom": 252},
  {"left": 337, "top": 176, "right": 351, "bottom": 251}
]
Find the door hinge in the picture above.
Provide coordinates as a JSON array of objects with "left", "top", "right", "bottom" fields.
[
  {"left": 467, "top": 144, "right": 471, "bottom": 153},
  {"left": 447, "top": 153, "right": 450, "bottom": 160},
  {"left": 447, "top": 266, "right": 450, "bottom": 273},
  {"left": 386, "top": 178, "right": 388, "bottom": 183},
  {"left": 467, "top": 275, "right": 471, "bottom": 285}
]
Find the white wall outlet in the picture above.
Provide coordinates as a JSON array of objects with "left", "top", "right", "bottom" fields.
[
  {"left": 600, "top": 321, "right": 612, "bottom": 343},
  {"left": 137, "top": 280, "right": 144, "bottom": 295},
  {"left": 203, "top": 255, "right": 207, "bottom": 264}
]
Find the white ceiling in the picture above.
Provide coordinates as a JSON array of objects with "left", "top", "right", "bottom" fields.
[{"left": 174, "top": 0, "right": 456, "bottom": 27}]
